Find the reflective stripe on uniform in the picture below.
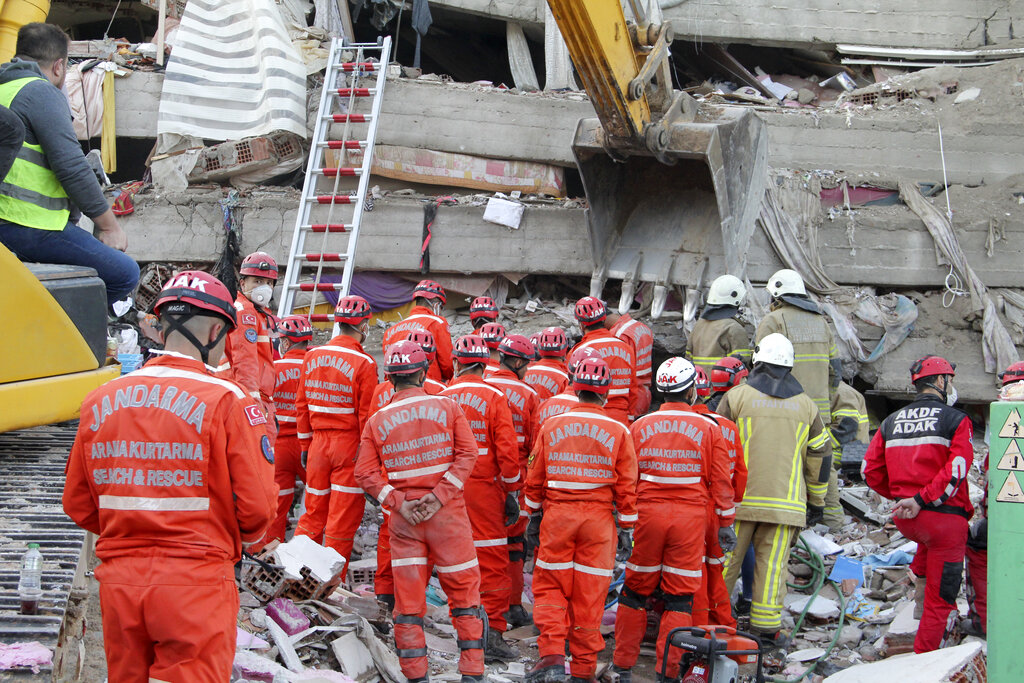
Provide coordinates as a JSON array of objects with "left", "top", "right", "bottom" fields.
[
  {"left": 535, "top": 559, "right": 573, "bottom": 571},
  {"left": 377, "top": 484, "right": 395, "bottom": 504},
  {"left": 573, "top": 563, "right": 614, "bottom": 577},
  {"left": 716, "top": 507, "right": 735, "bottom": 516},
  {"left": 277, "top": 416, "right": 297, "bottom": 422},
  {"left": 888, "top": 435, "right": 951, "bottom": 448},
  {"left": 662, "top": 564, "right": 703, "bottom": 578},
  {"left": 305, "top": 486, "right": 330, "bottom": 496},
  {"left": 524, "top": 496, "right": 541, "bottom": 509},
  {"left": 608, "top": 388, "right": 629, "bottom": 396},
  {"left": 501, "top": 472, "right": 521, "bottom": 484},
  {"left": 308, "top": 404, "right": 354, "bottom": 414},
  {"left": 443, "top": 471, "right": 464, "bottom": 489},
  {"left": 639, "top": 473, "right": 701, "bottom": 485},
  {"left": 436, "top": 558, "right": 478, "bottom": 573},
  {"left": 131, "top": 365, "right": 247, "bottom": 399},
  {"left": 473, "top": 538, "right": 507, "bottom": 548},
  {"left": 389, "top": 463, "right": 450, "bottom": 479},
  {"left": 330, "top": 484, "right": 363, "bottom": 494},
  {"left": 99, "top": 495, "right": 209, "bottom": 511},
  {"left": 297, "top": 432, "right": 312, "bottom": 439},
  {"left": 278, "top": 488, "right": 295, "bottom": 496},
  {"left": 548, "top": 480, "right": 605, "bottom": 490},
  {"left": 618, "top": 512, "right": 638, "bottom": 523},
  {"left": 626, "top": 562, "right": 661, "bottom": 573},
  {"left": 393, "top": 557, "right": 428, "bottom": 567}
]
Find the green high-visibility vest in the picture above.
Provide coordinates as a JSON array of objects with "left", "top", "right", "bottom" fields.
[{"left": 0, "top": 77, "right": 70, "bottom": 230}]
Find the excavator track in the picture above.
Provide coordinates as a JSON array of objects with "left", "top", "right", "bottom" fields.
[{"left": 0, "top": 423, "right": 87, "bottom": 679}]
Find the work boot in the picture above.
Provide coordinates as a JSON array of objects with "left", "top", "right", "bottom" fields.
[
  {"left": 507, "top": 604, "right": 533, "bottom": 628},
  {"left": 913, "top": 577, "right": 926, "bottom": 620},
  {"left": 610, "top": 666, "right": 631, "bottom": 683},
  {"left": 752, "top": 630, "right": 788, "bottom": 670},
  {"left": 484, "top": 629, "right": 519, "bottom": 663},
  {"left": 734, "top": 595, "right": 751, "bottom": 616},
  {"left": 526, "top": 655, "right": 566, "bottom": 683},
  {"left": 377, "top": 593, "right": 395, "bottom": 612}
]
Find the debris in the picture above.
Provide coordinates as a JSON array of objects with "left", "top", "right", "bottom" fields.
[
  {"left": 330, "top": 632, "right": 376, "bottom": 681},
  {"left": 483, "top": 195, "right": 526, "bottom": 230},
  {"left": 799, "top": 529, "right": 844, "bottom": 556},
  {"left": 267, "top": 597, "right": 313, "bottom": 636},
  {"left": 838, "top": 624, "right": 864, "bottom": 648},
  {"left": 954, "top": 87, "right": 981, "bottom": 104},
  {"left": 237, "top": 626, "right": 271, "bottom": 650},
  {"left": 823, "top": 641, "right": 985, "bottom": 682},
  {"left": 0, "top": 641, "right": 52, "bottom": 672},
  {"left": 884, "top": 600, "right": 920, "bottom": 654},
  {"left": 788, "top": 595, "right": 841, "bottom": 620},
  {"left": 787, "top": 647, "right": 827, "bottom": 662},
  {"left": 266, "top": 616, "right": 305, "bottom": 672}
]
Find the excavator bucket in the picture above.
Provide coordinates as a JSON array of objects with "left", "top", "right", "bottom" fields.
[{"left": 574, "top": 103, "right": 767, "bottom": 317}]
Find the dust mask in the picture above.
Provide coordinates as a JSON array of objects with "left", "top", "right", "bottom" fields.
[
  {"left": 946, "top": 384, "right": 958, "bottom": 406},
  {"left": 248, "top": 284, "right": 273, "bottom": 308}
]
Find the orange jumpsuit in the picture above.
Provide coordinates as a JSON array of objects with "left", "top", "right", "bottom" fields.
[
  {"left": 570, "top": 328, "right": 636, "bottom": 425},
  {"left": 218, "top": 294, "right": 278, "bottom": 439},
  {"left": 525, "top": 404, "right": 638, "bottom": 679},
  {"left": 613, "top": 402, "right": 735, "bottom": 677},
  {"left": 523, "top": 358, "right": 570, "bottom": 403},
  {"left": 610, "top": 314, "right": 654, "bottom": 418},
  {"left": 487, "top": 367, "right": 540, "bottom": 610},
  {"left": 63, "top": 353, "right": 277, "bottom": 683},
  {"left": 381, "top": 305, "right": 454, "bottom": 382},
  {"left": 442, "top": 374, "right": 522, "bottom": 632},
  {"left": 369, "top": 377, "right": 445, "bottom": 598},
  {"left": 267, "top": 346, "right": 307, "bottom": 544},
  {"left": 537, "top": 391, "right": 580, "bottom": 426},
  {"left": 691, "top": 403, "right": 748, "bottom": 627},
  {"left": 294, "top": 334, "right": 378, "bottom": 559},
  {"left": 355, "top": 388, "right": 484, "bottom": 679}
]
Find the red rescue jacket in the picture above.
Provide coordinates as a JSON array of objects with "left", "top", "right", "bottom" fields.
[
  {"left": 611, "top": 314, "right": 654, "bottom": 387},
  {"left": 523, "top": 358, "right": 570, "bottom": 403},
  {"left": 486, "top": 367, "right": 540, "bottom": 466},
  {"left": 381, "top": 306, "right": 454, "bottom": 382},
  {"left": 443, "top": 374, "right": 522, "bottom": 490},
  {"left": 537, "top": 391, "right": 580, "bottom": 426},
  {"left": 273, "top": 347, "right": 306, "bottom": 439},
  {"left": 218, "top": 294, "right": 277, "bottom": 416},
  {"left": 296, "top": 335, "right": 378, "bottom": 452},
  {"left": 570, "top": 328, "right": 636, "bottom": 423},
  {"left": 63, "top": 352, "right": 278, "bottom": 563},
  {"left": 693, "top": 403, "right": 748, "bottom": 506}
]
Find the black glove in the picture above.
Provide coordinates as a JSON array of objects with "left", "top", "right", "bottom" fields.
[
  {"left": 718, "top": 525, "right": 737, "bottom": 553},
  {"left": 616, "top": 528, "right": 634, "bottom": 562},
  {"left": 504, "top": 493, "right": 520, "bottom": 527},
  {"left": 806, "top": 504, "right": 825, "bottom": 527},
  {"left": 526, "top": 513, "right": 542, "bottom": 552},
  {"left": 364, "top": 492, "right": 381, "bottom": 508},
  {"left": 300, "top": 450, "right": 308, "bottom": 468}
]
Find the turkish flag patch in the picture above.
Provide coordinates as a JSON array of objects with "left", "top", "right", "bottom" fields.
[
  {"left": 242, "top": 314, "right": 258, "bottom": 325},
  {"left": 245, "top": 404, "right": 267, "bottom": 426}
]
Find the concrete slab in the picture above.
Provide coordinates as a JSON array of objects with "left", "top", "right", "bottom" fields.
[
  {"left": 430, "top": 0, "right": 1021, "bottom": 50},
  {"left": 823, "top": 641, "right": 984, "bottom": 682}
]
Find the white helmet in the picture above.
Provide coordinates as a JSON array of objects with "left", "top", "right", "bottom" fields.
[
  {"left": 707, "top": 274, "right": 746, "bottom": 306},
  {"left": 752, "top": 333, "right": 794, "bottom": 368},
  {"left": 656, "top": 357, "right": 697, "bottom": 393},
  {"left": 766, "top": 269, "right": 806, "bottom": 298}
]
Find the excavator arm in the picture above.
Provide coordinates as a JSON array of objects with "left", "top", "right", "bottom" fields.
[{"left": 546, "top": 0, "right": 767, "bottom": 317}]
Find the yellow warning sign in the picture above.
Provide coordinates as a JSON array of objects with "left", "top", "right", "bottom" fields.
[
  {"left": 997, "top": 440, "right": 1024, "bottom": 471},
  {"left": 996, "top": 471, "right": 1024, "bottom": 503},
  {"left": 999, "top": 408, "right": 1023, "bottom": 439}
]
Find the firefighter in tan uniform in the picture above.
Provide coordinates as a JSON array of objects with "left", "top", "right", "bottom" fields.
[
  {"left": 755, "top": 269, "right": 840, "bottom": 423},
  {"left": 822, "top": 379, "right": 870, "bottom": 531},
  {"left": 687, "top": 274, "right": 752, "bottom": 376},
  {"left": 716, "top": 333, "right": 830, "bottom": 646}
]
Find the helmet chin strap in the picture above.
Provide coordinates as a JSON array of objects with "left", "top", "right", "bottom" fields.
[{"left": 163, "top": 315, "right": 230, "bottom": 366}]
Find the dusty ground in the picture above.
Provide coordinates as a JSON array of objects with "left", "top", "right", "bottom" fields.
[{"left": 81, "top": 568, "right": 106, "bottom": 682}]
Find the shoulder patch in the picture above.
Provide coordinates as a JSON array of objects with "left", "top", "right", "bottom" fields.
[
  {"left": 261, "top": 435, "right": 274, "bottom": 464},
  {"left": 242, "top": 314, "right": 258, "bottom": 325},
  {"left": 245, "top": 404, "right": 267, "bottom": 426},
  {"left": 244, "top": 328, "right": 258, "bottom": 343}
]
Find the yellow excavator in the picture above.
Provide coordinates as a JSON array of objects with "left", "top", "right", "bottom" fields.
[{"left": 547, "top": 0, "right": 767, "bottom": 317}]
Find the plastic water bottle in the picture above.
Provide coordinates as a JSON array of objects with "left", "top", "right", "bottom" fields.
[{"left": 18, "top": 544, "right": 42, "bottom": 615}]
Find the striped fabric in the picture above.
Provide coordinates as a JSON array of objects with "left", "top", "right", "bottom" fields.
[{"left": 157, "top": 0, "right": 307, "bottom": 140}]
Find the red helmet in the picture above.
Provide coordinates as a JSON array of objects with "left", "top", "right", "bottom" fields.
[
  {"left": 405, "top": 329, "right": 437, "bottom": 362},
  {"left": 574, "top": 296, "right": 607, "bottom": 325},
  {"left": 239, "top": 252, "right": 279, "bottom": 280},
  {"left": 529, "top": 333, "right": 542, "bottom": 360},
  {"left": 384, "top": 340, "right": 429, "bottom": 375},
  {"left": 453, "top": 334, "right": 491, "bottom": 363},
  {"left": 710, "top": 356, "right": 748, "bottom": 391},
  {"left": 499, "top": 334, "right": 535, "bottom": 361},
  {"left": 910, "top": 355, "right": 956, "bottom": 382},
  {"left": 413, "top": 279, "right": 446, "bottom": 304},
  {"left": 695, "top": 367, "right": 711, "bottom": 398},
  {"left": 469, "top": 296, "right": 499, "bottom": 322},
  {"left": 572, "top": 356, "right": 611, "bottom": 395},
  {"left": 999, "top": 361, "right": 1024, "bottom": 386},
  {"left": 537, "top": 326, "right": 568, "bottom": 357},
  {"left": 335, "top": 295, "right": 372, "bottom": 325},
  {"left": 568, "top": 346, "right": 599, "bottom": 378},
  {"left": 479, "top": 322, "right": 506, "bottom": 350},
  {"left": 278, "top": 315, "right": 313, "bottom": 342},
  {"left": 154, "top": 270, "right": 237, "bottom": 327}
]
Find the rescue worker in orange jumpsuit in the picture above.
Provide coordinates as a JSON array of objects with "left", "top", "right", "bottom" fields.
[
  {"left": 470, "top": 296, "right": 500, "bottom": 330},
  {"left": 443, "top": 334, "right": 523, "bottom": 661},
  {"left": 381, "top": 279, "right": 453, "bottom": 382},
  {"left": 294, "top": 295, "right": 378, "bottom": 559},
  {"left": 611, "top": 358, "right": 735, "bottom": 682},
  {"left": 370, "top": 328, "right": 446, "bottom": 611},
  {"left": 218, "top": 251, "right": 279, "bottom": 438},
  {"left": 525, "top": 355, "right": 638, "bottom": 683},
  {"left": 691, "top": 359, "right": 749, "bottom": 628},
  {"left": 63, "top": 270, "right": 278, "bottom": 682},
  {"left": 524, "top": 327, "right": 570, "bottom": 402},
  {"left": 355, "top": 341, "right": 486, "bottom": 683},
  {"left": 607, "top": 311, "right": 654, "bottom": 418},
  {"left": 536, "top": 347, "right": 598, "bottom": 426},
  {"left": 479, "top": 321, "right": 506, "bottom": 377},
  {"left": 488, "top": 333, "right": 540, "bottom": 628},
  {"left": 266, "top": 315, "right": 314, "bottom": 544},
  {"left": 570, "top": 297, "right": 636, "bottom": 426}
]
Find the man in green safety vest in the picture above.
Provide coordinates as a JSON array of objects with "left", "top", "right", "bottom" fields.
[{"left": 0, "top": 22, "right": 138, "bottom": 305}]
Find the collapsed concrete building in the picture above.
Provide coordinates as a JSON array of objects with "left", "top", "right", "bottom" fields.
[{"left": 58, "top": 0, "right": 1024, "bottom": 403}]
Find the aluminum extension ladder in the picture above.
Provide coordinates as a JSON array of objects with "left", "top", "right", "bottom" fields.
[{"left": 277, "top": 36, "right": 392, "bottom": 327}]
